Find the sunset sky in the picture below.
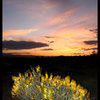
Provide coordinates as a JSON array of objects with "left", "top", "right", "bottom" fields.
[{"left": 3, "top": 0, "right": 98, "bottom": 56}]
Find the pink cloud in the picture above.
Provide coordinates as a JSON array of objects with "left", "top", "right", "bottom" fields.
[
  {"left": 55, "top": 12, "right": 97, "bottom": 30},
  {"left": 36, "top": 7, "right": 79, "bottom": 28},
  {"left": 3, "top": 28, "right": 39, "bottom": 36}
]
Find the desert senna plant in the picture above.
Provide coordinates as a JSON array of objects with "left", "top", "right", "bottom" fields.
[{"left": 11, "top": 66, "right": 90, "bottom": 100}]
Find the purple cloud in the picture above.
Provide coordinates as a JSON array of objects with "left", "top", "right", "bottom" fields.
[
  {"left": 41, "top": 48, "right": 53, "bottom": 51},
  {"left": 3, "top": 40, "right": 49, "bottom": 50},
  {"left": 81, "top": 48, "right": 97, "bottom": 51},
  {"left": 83, "top": 40, "right": 97, "bottom": 45}
]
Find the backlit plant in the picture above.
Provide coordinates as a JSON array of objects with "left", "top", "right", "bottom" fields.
[{"left": 11, "top": 66, "right": 90, "bottom": 100}]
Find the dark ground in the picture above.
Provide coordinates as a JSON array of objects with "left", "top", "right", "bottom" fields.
[{"left": 2, "top": 55, "right": 98, "bottom": 100}]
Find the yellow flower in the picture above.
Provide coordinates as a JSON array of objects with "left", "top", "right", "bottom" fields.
[
  {"left": 49, "top": 99, "right": 53, "bottom": 100},
  {"left": 73, "top": 93, "right": 76, "bottom": 99},
  {"left": 57, "top": 84, "right": 61, "bottom": 89},
  {"left": 55, "top": 75, "right": 61, "bottom": 80},
  {"left": 25, "top": 72, "right": 28, "bottom": 77},
  {"left": 71, "top": 80, "right": 76, "bottom": 86},
  {"left": 52, "top": 81, "right": 56, "bottom": 86},
  {"left": 12, "top": 76, "right": 20, "bottom": 81},
  {"left": 77, "top": 84, "right": 82, "bottom": 90},
  {"left": 30, "top": 73, "right": 32, "bottom": 77},
  {"left": 39, "top": 72, "right": 41, "bottom": 77},
  {"left": 32, "top": 76, "right": 34, "bottom": 81},
  {"left": 65, "top": 76, "right": 70, "bottom": 83},
  {"left": 48, "top": 90, "right": 53, "bottom": 100},
  {"left": 84, "top": 89, "right": 87, "bottom": 94},
  {"left": 76, "top": 91, "right": 80, "bottom": 97},
  {"left": 12, "top": 85, "right": 19, "bottom": 93},
  {"left": 63, "top": 80, "right": 66, "bottom": 85},
  {"left": 71, "top": 80, "right": 77, "bottom": 90},
  {"left": 17, "top": 80, "right": 20, "bottom": 84},
  {"left": 80, "top": 89, "right": 87, "bottom": 96},
  {"left": 43, "top": 93, "right": 47, "bottom": 99},
  {"left": 19, "top": 73, "right": 21, "bottom": 77},
  {"left": 41, "top": 75, "right": 45, "bottom": 82},
  {"left": 36, "top": 65, "right": 40, "bottom": 72},
  {"left": 48, "top": 89, "right": 52, "bottom": 94},
  {"left": 22, "top": 75, "right": 25, "bottom": 81},
  {"left": 41, "top": 82, "right": 43, "bottom": 87},
  {"left": 31, "top": 96, "right": 34, "bottom": 100},
  {"left": 30, "top": 83, "right": 32, "bottom": 86},
  {"left": 30, "top": 73, "right": 32, "bottom": 80},
  {"left": 25, "top": 84, "right": 29, "bottom": 88},
  {"left": 26, "top": 79, "right": 30, "bottom": 83},
  {"left": 11, "top": 91, "right": 15, "bottom": 96},
  {"left": 52, "top": 90, "right": 54, "bottom": 93},
  {"left": 49, "top": 74, "right": 53, "bottom": 82},
  {"left": 80, "top": 95, "right": 83, "bottom": 100},
  {"left": 44, "top": 87, "right": 47, "bottom": 93},
  {"left": 45, "top": 72, "right": 48, "bottom": 80},
  {"left": 85, "top": 92, "right": 90, "bottom": 100},
  {"left": 25, "top": 92, "right": 28, "bottom": 95},
  {"left": 48, "top": 94, "right": 51, "bottom": 99},
  {"left": 36, "top": 85, "right": 41, "bottom": 92}
]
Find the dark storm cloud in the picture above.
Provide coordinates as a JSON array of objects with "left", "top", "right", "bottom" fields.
[
  {"left": 83, "top": 40, "right": 98, "bottom": 45},
  {"left": 41, "top": 48, "right": 53, "bottom": 51},
  {"left": 81, "top": 48, "right": 97, "bottom": 51},
  {"left": 3, "top": 40, "right": 49, "bottom": 50}
]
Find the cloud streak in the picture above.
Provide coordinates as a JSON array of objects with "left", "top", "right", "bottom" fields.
[
  {"left": 3, "top": 28, "right": 39, "bottom": 36},
  {"left": 83, "top": 40, "right": 98, "bottom": 45},
  {"left": 89, "top": 28, "right": 98, "bottom": 33},
  {"left": 45, "top": 36, "right": 55, "bottom": 38},
  {"left": 3, "top": 40, "right": 48, "bottom": 50},
  {"left": 48, "top": 41, "right": 55, "bottom": 43},
  {"left": 36, "top": 7, "right": 78, "bottom": 28},
  {"left": 81, "top": 47, "right": 97, "bottom": 51},
  {"left": 41, "top": 48, "right": 53, "bottom": 51}
]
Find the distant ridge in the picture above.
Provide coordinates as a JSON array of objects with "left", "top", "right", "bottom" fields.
[
  {"left": 3, "top": 53, "right": 98, "bottom": 58},
  {"left": 3, "top": 53, "right": 40, "bottom": 58},
  {"left": 3, "top": 53, "right": 58, "bottom": 58}
]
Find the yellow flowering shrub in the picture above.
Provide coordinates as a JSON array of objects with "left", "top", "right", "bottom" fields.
[{"left": 11, "top": 65, "right": 90, "bottom": 100}]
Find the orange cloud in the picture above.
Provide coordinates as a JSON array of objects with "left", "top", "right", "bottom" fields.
[{"left": 3, "top": 28, "right": 39, "bottom": 36}]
